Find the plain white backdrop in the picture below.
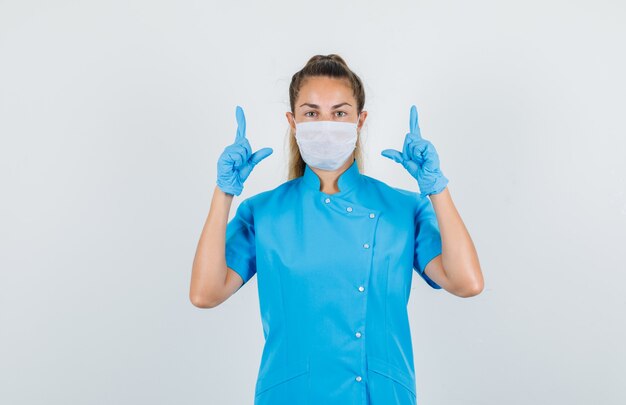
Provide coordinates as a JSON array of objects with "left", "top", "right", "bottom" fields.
[{"left": 1, "top": 1, "right": 625, "bottom": 404}]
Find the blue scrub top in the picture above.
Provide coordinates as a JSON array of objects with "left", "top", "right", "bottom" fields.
[{"left": 225, "top": 157, "right": 443, "bottom": 405}]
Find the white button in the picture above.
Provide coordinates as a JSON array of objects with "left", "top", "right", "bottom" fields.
[
  {"left": 324, "top": 198, "right": 330, "bottom": 203},
  {"left": 355, "top": 332, "right": 362, "bottom": 338},
  {"left": 355, "top": 376, "right": 362, "bottom": 382},
  {"left": 369, "top": 213, "right": 375, "bottom": 218},
  {"left": 363, "top": 243, "right": 370, "bottom": 249},
  {"left": 346, "top": 207, "right": 353, "bottom": 212},
  {"left": 358, "top": 286, "right": 365, "bottom": 292}
]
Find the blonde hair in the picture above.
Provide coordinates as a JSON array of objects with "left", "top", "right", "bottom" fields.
[{"left": 286, "top": 54, "right": 366, "bottom": 180}]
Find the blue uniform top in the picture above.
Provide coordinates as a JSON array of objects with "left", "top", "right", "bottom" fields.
[{"left": 225, "top": 157, "right": 443, "bottom": 405}]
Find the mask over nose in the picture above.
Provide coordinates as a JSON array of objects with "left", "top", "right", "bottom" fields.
[{"left": 294, "top": 113, "right": 360, "bottom": 171}]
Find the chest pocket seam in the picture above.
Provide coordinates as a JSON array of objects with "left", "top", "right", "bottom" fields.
[
  {"left": 367, "top": 355, "right": 416, "bottom": 397},
  {"left": 254, "top": 359, "right": 310, "bottom": 397}
]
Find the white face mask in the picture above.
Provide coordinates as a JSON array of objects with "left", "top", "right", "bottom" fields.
[{"left": 294, "top": 113, "right": 360, "bottom": 171}]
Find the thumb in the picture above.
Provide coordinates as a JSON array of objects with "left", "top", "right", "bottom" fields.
[
  {"left": 381, "top": 149, "right": 404, "bottom": 164},
  {"left": 249, "top": 147, "right": 273, "bottom": 166}
]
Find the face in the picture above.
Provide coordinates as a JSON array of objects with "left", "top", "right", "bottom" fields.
[{"left": 287, "top": 76, "right": 367, "bottom": 131}]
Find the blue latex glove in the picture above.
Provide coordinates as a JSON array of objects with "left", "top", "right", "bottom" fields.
[
  {"left": 216, "top": 105, "right": 273, "bottom": 196},
  {"left": 381, "top": 105, "right": 449, "bottom": 196}
]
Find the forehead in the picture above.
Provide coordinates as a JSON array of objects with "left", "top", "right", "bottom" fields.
[{"left": 297, "top": 76, "right": 355, "bottom": 107}]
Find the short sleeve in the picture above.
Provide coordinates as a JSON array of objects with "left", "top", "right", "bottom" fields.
[
  {"left": 413, "top": 195, "right": 443, "bottom": 289},
  {"left": 225, "top": 198, "right": 257, "bottom": 286}
]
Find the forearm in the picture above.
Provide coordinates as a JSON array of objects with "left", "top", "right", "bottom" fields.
[
  {"left": 429, "top": 187, "right": 483, "bottom": 295},
  {"left": 189, "top": 185, "right": 233, "bottom": 306}
]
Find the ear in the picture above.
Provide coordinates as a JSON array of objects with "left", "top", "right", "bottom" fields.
[
  {"left": 286, "top": 111, "right": 296, "bottom": 130},
  {"left": 358, "top": 110, "right": 368, "bottom": 130}
]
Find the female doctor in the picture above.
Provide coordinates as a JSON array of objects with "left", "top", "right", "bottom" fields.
[{"left": 190, "top": 54, "right": 483, "bottom": 405}]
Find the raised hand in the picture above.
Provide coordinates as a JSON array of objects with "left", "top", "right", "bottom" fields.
[
  {"left": 216, "top": 105, "right": 273, "bottom": 196},
  {"left": 380, "top": 105, "right": 448, "bottom": 196}
]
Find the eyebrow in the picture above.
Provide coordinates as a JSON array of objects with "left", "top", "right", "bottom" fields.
[{"left": 299, "top": 102, "right": 352, "bottom": 109}]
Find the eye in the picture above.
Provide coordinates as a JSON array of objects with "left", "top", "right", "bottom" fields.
[
  {"left": 304, "top": 111, "right": 316, "bottom": 117},
  {"left": 336, "top": 111, "right": 347, "bottom": 117}
]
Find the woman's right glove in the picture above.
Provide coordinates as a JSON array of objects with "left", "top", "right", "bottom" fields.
[{"left": 216, "top": 105, "right": 273, "bottom": 196}]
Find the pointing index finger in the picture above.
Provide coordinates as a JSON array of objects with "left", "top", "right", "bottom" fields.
[
  {"left": 409, "top": 105, "right": 422, "bottom": 140},
  {"left": 235, "top": 105, "right": 246, "bottom": 143}
]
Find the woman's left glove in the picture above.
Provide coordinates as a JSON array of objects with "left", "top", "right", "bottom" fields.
[{"left": 381, "top": 105, "right": 449, "bottom": 196}]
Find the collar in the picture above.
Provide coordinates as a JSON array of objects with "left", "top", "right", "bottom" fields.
[{"left": 301, "top": 158, "right": 362, "bottom": 194}]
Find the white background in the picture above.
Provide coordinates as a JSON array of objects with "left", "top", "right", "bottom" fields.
[{"left": 1, "top": 1, "right": 625, "bottom": 404}]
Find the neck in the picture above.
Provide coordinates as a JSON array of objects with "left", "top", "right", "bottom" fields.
[{"left": 310, "top": 154, "right": 355, "bottom": 194}]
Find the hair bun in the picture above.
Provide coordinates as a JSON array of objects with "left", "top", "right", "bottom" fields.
[{"left": 305, "top": 54, "right": 349, "bottom": 67}]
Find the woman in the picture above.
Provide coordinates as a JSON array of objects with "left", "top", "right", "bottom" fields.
[{"left": 190, "top": 54, "right": 483, "bottom": 405}]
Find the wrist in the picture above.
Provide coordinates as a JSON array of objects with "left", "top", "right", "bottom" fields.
[{"left": 419, "top": 175, "right": 449, "bottom": 196}]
